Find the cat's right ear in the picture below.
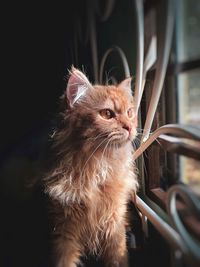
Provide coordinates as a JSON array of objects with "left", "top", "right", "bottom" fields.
[
  {"left": 118, "top": 77, "right": 133, "bottom": 97},
  {"left": 65, "top": 67, "right": 92, "bottom": 107}
]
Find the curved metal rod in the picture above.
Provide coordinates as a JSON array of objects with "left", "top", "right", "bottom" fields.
[
  {"left": 138, "top": 36, "right": 157, "bottom": 106},
  {"left": 143, "top": 36, "right": 157, "bottom": 78},
  {"left": 95, "top": 0, "right": 115, "bottom": 22},
  {"left": 133, "top": 0, "right": 144, "bottom": 113},
  {"left": 142, "top": 0, "right": 175, "bottom": 142},
  {"left": 99, "top": 46, "right": 130, "bottom": 84},
  {"left": 133, "top": 124, "right": 200, "bottom": 160},
  {"left": 167, "top": 184, "right": 200, "bottom": 266},
  {"left": 135, "top": 195, "right": 187, "bottom": 253}
]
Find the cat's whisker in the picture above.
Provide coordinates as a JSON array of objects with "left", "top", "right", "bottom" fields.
[
  {"left": 99, "top": 137, "right": 113, "bottom": 169},
  {"left": 133, "top": 137, "right": 142, "bottom": 148},
  {"left": 81, "top": 137, "right": 110, "bottom": 175},
  {"left": 135, "top": 128, "right": 143, "bottom": 134},
  {"left": 136, "top": 133, "right": 143, "bottom": 136},
  {"left": 155, "top": 137, "right": 162, "bottom": 148},
  {"left": 132, "top": 141, "right": 137, "bottom": 151},
  {"left": 136, "top": 128, "right": 154, "bottom": 136},
  {"left": 87, "top": 132, "right": 109, "bottom": 142}
]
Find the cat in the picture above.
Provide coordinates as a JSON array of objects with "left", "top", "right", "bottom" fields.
[{"left": 43, "top": 67, "right": 138, "bottom": 267}]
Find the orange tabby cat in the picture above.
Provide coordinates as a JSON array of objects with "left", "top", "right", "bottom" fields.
[{"left": 44, "top": 67, "right": 138, "bottom": 267}]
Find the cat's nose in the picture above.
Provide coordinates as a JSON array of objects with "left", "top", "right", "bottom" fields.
[{"left": 122, "top": 124, "right": 132, "bottom": 134}]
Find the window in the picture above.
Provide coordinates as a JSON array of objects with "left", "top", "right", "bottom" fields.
[
  {"left": 176, "top": 0, "right": 200, "bottom": 62},
  {"left": 175, "top": 0, "right": 200, "bottom": 196}
]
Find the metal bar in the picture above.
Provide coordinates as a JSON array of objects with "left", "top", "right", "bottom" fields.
[
  {"left": 99, "top": 46, "right": 130, "bottom": 84},
  {"left": 134, "top": 124, "right": 200, "bottom": 160},
  {"left": 167, "top": 184, "right": 200, "bottom": 267},
  {"left": 135, "top": 195, "right": 187, "bottom": 253},
  {"left": 142, "top": 0, "right": 175, "bottom": 142},
  {"left": 138, "top": 36, "right": 157, "bottom": 108},
  {"left": 134, "top": 0, "right": 144, "bottom": 113},
  {"left": 167, "top": 59, "right": 200, "bottom": 75},
  {"left": 158, "top": 135, "right": 200, "bottom": 160}
]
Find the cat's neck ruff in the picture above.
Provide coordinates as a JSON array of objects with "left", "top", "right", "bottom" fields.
[{"left": 45, "top": 141, "right": 135, "bottom": 205}]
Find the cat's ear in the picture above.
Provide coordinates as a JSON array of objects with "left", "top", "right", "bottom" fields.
[
  {"left": 118, "top": 77, "right": 132, "bottom": 96},
  {"left": 66, "top": 67, "right": 92, "bottom": 107}
]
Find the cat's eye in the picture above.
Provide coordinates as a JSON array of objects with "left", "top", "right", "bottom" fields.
[
  {"left": 127, "top": 108, "right": 135, "bottom": 118},
  {"left": 99, "top": 109, "right": 115, "bottom": 119}
]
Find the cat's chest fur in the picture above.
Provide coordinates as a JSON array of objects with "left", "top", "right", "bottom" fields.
[
  {"left": 81, "top": 145, "right": 135, "bottom": 205},
  {"left": 65, "top": 168, "right": 135, "bottom": 254},
  {"left": 66, "top": 146, "right": 136, "bottom": 225},
  {"left": 87, "top": 177, "right": 132, "bottom": 226}
]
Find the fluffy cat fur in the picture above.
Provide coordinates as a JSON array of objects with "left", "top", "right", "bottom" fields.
[{"left": 44, "top": 67, "right": 138, "bottom": 267}]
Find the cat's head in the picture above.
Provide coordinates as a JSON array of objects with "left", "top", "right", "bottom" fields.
[{"left": 64, "top": 67, "right": 137, "bottom": 149}]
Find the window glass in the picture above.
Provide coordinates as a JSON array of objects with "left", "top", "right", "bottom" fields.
[
  {"left": 177, "top": 69, "right": 200, "bottom": 124},
  {"left": 180, "top": 156, "right": 200, "bottom": 196},
  {"left": 177, "top": 69, "right": 200, "bottom": 192},
  {"left": 176, "top": 0, "right": 200, "bottom": 194},
  {"left": 176, "top": 0, "right": 200, "bottom": 62}
]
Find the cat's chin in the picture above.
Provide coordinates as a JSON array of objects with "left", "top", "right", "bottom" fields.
[
  {"left": 109, "top": 131, "right": 137, "bottom": 147},
  {"left": 110, "top": 137, "right": 132, "bottom": 148}
]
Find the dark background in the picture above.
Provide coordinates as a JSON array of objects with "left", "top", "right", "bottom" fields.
[
  {"left": 1, "top": 2, "right": 69, "bottom": 153},
  {"left": 1, "top": 2, "right": 72, "bottom": 267}
]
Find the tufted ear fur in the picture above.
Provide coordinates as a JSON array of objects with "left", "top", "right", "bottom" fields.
[
  {"left": 118, "top": 77, "right": 133, "bottom": 96},
  {"left": 66, "top": 67, "right": 93, "bottom": 107}
]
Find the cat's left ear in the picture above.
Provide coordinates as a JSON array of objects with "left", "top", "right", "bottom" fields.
[
  {"left": 118, "top": 77, "right": 132, "bottom": 96},
  {"left": 66, "top": 67, "right": 93, "bottom": 107}
]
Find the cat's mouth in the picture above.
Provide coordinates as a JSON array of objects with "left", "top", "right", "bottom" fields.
[
  {"left": 89, "top": 130, "right": 137, "bottom": 150},
  {"left": 107, "top": 130, "right": 135, "bottom": 146}
]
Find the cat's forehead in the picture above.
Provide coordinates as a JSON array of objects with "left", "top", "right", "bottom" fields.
[{"left": 96, "top": 85, "right": 134, "bottom": 113}]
